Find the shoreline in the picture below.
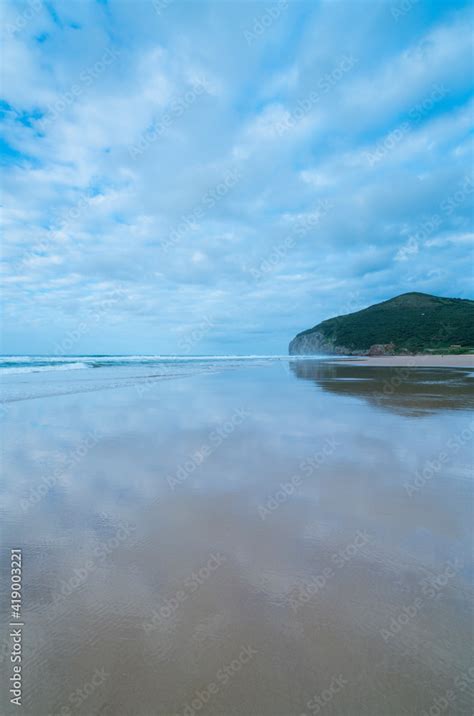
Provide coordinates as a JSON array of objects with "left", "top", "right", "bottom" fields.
[{"left": 334, "top": 354, "right": 474, "bottom": 368}]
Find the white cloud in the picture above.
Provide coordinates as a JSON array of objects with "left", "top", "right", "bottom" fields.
[{"left": 1, "top": 0, "right": 473, "bottom": 354}]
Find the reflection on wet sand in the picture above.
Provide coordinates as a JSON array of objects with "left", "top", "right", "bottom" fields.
[
  {"left": 0, "top": 361, "right": 473, "bottom": 715},
  {"left": 290, "top": 359, "right": 474, "bottom": 416}
]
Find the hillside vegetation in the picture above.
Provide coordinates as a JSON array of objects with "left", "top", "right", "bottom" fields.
[{"left": 289, "top": 293, "right": 474, "bottom": 355}]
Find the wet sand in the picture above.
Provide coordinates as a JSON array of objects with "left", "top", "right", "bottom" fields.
[
  {"left": 338, "top": 354, "right": 474, "bottom": 368},
  {"left": 0, "top": 359, "right": 473, "bottom": 715}
]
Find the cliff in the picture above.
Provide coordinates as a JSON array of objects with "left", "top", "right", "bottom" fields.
[{"left": 288, "top": 293, "right": 474, "bottom": 355}]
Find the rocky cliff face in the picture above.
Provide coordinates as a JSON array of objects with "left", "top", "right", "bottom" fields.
[
  {"left": 288, "top": 331, "right": 349, "bottom": 355},
  {"left": 288, "top": 333, "right": 394, "bottom": 355},
  {"left": 289, "top": 332, "right": 398, "bottom": 356}
]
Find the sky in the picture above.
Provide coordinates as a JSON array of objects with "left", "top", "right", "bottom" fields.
[{"left": 1, "top": 0, "right": 473, "bottom": 355}]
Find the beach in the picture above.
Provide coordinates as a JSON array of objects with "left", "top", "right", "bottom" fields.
[
  {"left": 338, "top": 354, "right": 474, "bottom": 368},
  {"left": 3, "top": 0, "right": 473, "bottom": 712},
  {"left": 0, "top": 356, "right": 473, "bottom": 715}
]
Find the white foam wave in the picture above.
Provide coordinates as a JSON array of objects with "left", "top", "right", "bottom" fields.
[
  {"left": 0, "top": 362, "right": 91, "bottom": 375},
  {"left": 0, "top": 354, "right": 326, "bottom": 376}
]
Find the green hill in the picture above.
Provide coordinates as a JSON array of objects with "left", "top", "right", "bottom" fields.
[{"left": 288, "top": 292, "right": 474, "bottom": 355}]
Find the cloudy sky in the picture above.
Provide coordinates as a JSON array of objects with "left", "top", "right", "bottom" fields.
[{"left": 1, "top": 0, "right": 473, "bottom": 355}]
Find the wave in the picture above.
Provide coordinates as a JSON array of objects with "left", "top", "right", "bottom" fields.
[
  {"left": 0, "top": 354, "right": 326, "bottom": 376},
  {"left": 0, "top": 362, "right": 91, "bottom": 375}
]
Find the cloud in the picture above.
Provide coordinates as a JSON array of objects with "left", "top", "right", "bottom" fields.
[{"left": 0, "top": 0, "right": 473, "bottom": 354}]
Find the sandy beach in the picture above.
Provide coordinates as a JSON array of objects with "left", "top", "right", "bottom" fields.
[
  {"left": 337, "top": 354, "right": 474, "bottom": 368},
  {"left": 1, "top": 357, "right": 473, "bottom": 715}
]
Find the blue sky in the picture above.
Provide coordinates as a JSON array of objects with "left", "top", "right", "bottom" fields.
[{"left": 1, "top": 0, "right": 473, "bottom": 355}]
